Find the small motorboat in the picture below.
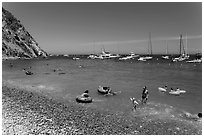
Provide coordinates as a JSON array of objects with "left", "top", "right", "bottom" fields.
[
  {"left": 98, "top": 86, "right": 112, "bottom": 94},
  {"left": 169, "top": 90, "right": 180, "bottom": 95},
  {"left": 76, "top": 95, "right": 92, "bottom": 103},
  {"left": 158, "top": 87, "right": 167, "bottom": 92}
]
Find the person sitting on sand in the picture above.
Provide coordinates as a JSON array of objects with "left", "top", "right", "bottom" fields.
[
  {"left": 81, "top": 90, "right": 89, "bottom": 97},
  {"left": 141, "top": 86, "right": 149, "bottom": 104}
]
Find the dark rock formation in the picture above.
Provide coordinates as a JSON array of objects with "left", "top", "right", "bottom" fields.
[{"left": 2, "top": 7, "right": 48, "bottom": 60}]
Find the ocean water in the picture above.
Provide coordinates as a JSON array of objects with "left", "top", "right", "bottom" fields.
[{"left": 2, "top": 56, "right": 202, "bottom": 119}]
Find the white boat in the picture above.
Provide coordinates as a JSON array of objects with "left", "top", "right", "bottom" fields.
[
  {"left": 138, "top": 33, "right": 153, "bottom": 61},
  {"left": 119, "top": 52, "right": 139, "bottom": 60},
  {"left": 138, "top": 56, "right": 152, "bottom": 61},
  {"left": 109, "top": 54, "right": 120, "bottom": 58},
  {"left": 162, "top": 56, "right": 169, "bottom": 59},
  {"left": 73, "top": 57, "right": 80, "bottom": 60},
  {"left": 137, "top": 57, "right": 147, "bottom": 61},
  {"left": 158, "top": 86, "right": 167, "bottom": 92},
  {"left": 87, "top": 54, "right": 98, "bottom": 59},
  {"left": 186, "top": 59, "right": 202, "bottom": 63},
  {"left": 97, "top": 48, "right": 120, "bottom": 59},
  {"left": 169, "top": 90, "right": 180, "bottom": 95},
  {"left": 173, "top": 55, "right": 186, "bottom": 62},
  {"left": 173, "top": 34, "right": 190, "bottom": 62},
  {"left": 64, "top": 54, "right": 69, "bottom": 57},
  {"left": 162, "top": 40, "right": 170, "bottom": 59}
]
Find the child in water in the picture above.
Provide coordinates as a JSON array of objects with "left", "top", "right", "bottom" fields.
[{"left": 130, "top": 97, "right": 139, "bottom": 111}]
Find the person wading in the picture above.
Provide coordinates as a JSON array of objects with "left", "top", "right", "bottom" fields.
[{"left": 141, "top": 86, "right": 149, "bottom": 104}]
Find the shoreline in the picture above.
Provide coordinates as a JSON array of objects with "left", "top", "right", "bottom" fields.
[{"left": 2, "top": 80, "right": 202, "bottom": 135}]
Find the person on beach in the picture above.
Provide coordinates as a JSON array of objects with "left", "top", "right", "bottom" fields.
[
  {"left": 130, "top": 97, "right": 139, "bottom": 111},
  {"left": 141, "top": 86, "right": 149, "bottom": 104},
  {"left": 81, "top": 90, "right": 89, "bottom": 97}
]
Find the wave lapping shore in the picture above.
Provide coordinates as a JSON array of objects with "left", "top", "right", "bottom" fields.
[{"left": 2, "top": 81, "right": 202, "bottom": 135}]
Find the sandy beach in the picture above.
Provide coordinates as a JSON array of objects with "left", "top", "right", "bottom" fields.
[{"left": 2, "top": 80, "right": 202, "bottom": 135}]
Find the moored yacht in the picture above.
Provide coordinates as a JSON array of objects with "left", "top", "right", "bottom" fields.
[
  {"left": 119, "top": 52, "right": 139, "bottom": 60},
  {"left": 97, "top": 49, "right": 120, "bottom": 59},
  {"left": 87, "top": 54, "right": 98, "bottom": 59}
]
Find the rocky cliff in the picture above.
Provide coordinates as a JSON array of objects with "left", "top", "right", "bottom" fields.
[{"left": 2, "top": 7, "right": 48, "bottom": 59}]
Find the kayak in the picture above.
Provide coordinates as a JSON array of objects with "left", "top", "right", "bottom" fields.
[
  {"left": 98, "top": 86, "right": 112, "bottom": 94},
  {"left": 158, "top": 87, "right": 167, "bottom": 92},
  {"left": 76, "top": 96, "right": 92, "bottom": 103}
]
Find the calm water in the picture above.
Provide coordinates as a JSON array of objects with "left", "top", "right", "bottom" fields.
[{"left": 2, "top": 56, "right": 202, "bottom": 118}]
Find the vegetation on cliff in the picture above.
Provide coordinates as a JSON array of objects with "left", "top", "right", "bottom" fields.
[{"left": 2, "top": 7, "right": 48, "bottom": 59}]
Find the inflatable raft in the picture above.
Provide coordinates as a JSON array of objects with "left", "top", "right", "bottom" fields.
[
  {"left": 76, "top": 96, "right": 92, "bottom": 103},
  {"left": 158, "top": 87, "right": 167, "bottom": 92},
  {"left": 98, "top": 86, "right": 112, "bottom": 94},
  {"left": 169, "top": 90, "right": 180, "bottom": 95}
]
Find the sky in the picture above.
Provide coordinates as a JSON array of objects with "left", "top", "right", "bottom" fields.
[{"left": 2, "top": 2, "right": 202, "bottom": 54}]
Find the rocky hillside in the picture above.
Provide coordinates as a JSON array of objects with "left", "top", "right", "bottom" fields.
[{"left": 2, "top": 7, "right": 48, "bottom": 59}]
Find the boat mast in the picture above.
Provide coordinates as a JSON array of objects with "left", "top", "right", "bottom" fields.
[
  {"left": 148, "top": 32, "right": 152, "bottom": 55},
  {"left": 186, "top": 34, "right": 188, "bottom": 56},
  {"left": 166, "top": 40, "right": 168, "bottom": 55},
  {"left": 179, "top": 34, "right": 185, "bottom": 56},
  {"left": 182, "top": 35, "right": 185, "bottom": 55},
  {"left": 179, "top": 34, "right": 182, "bottom": 55},
  {"left": 93, "top": 41, "right": 95, "bottom": 54}
]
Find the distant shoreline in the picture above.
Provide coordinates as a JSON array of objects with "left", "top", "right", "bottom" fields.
[
  {"left": 2, "top": 80, "right": 202, "bottom": 135},
  {"left": 2, "top": 53, "right": 201, "bottom": 61}
]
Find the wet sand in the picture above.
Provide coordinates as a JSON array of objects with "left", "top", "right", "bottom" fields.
[{"left": 2, "top": 80, "right": 202, "bottom": 135}]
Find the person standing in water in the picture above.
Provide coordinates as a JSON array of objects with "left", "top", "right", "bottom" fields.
[{"left": 141, "top": 86, "right": 149, "bottom": 104}]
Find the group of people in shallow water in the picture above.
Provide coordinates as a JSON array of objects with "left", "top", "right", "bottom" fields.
[
  {"left": 78, "top": 86, "right": 149, "bottom": 109},
  {"left": 78, "top": 86, "right": 202, "bottom": 121},
  {"left": 130, "top": 86, "right": 149, "bottom": 111}
]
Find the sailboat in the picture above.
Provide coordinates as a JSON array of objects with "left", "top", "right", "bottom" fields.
[
  {"left": 173, "top": 34, "right": 189, "bottom": 62},
  {"left": 162, "top": 40, "right": 170, "bottom": 59},
  {"left": 138, "top": 33, "right": 153, "bottom": 61},
  {"left": 184, "top": 34, "right": 190, "bottom": 59}
]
